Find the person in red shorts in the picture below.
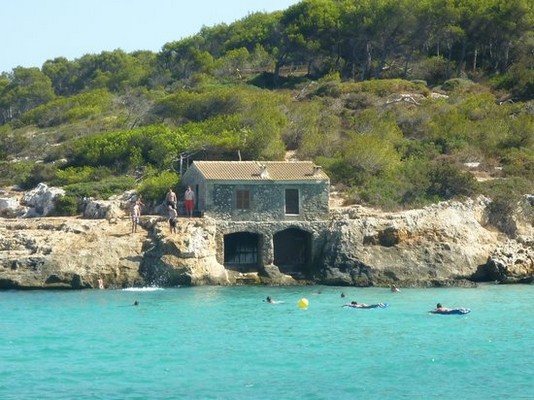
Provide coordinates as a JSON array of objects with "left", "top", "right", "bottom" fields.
[{"left": 184, "top": 186, "right": 195, "bottom": 217}]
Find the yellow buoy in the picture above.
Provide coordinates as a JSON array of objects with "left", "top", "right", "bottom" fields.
[{"left": 298, "top": 298, "right": 309, "bottom": 309}]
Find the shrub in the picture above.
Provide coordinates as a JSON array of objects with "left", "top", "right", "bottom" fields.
[
  {"left": 137, "top": 170, "right": 180, "bottom": 202},
  {"left": 427, "top": 160, "right": 477, "bottom": 199},
  {"left": 410, "top": 56, "right": 449, "bottom": 85},
  {"left": 20, "top": 163, "right": 58, "bottom": 189},
  {"left": 64, "top": 176, "right": 136, "bottom": 199},
  {"left": 341, "top": 79, "right": 429, "bottom": 97},
  {"left": 311, "top": 81, "right": 342, "bottom": 98},
  {"left": 441, "top": 78, "right": 476, "bottom": 92},
  {"left": 480, "top": 178, "right": 532, "bottom": 237},
  {"left": 0, "top": 161, "right": 33, "bottom": 186},
  {"left": 52, "top": 166, "right": 113, "bottom": 186},
  {"left": 53, "top": 194, "right": 79, "bottom": 216},
  {"left": 501, "top": 148, "right": 534, "bottom": 181}
]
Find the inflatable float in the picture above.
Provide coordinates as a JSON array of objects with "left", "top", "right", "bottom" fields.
[
  {"left": 430, "top": 308, "right": 470, "bottom": 315},
  {"left": 344, "top": 303, "right": 388, "bottom": 309}
]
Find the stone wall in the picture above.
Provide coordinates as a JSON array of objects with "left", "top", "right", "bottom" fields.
[
  {"left": 205, "top": 181, "right": 329, "bottom": 221},
  {"left": 213, "top": 219, "right": 330, "bottom": 270}
]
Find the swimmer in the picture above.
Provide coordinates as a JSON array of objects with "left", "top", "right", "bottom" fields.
[
  {"left": 133, "top": 301, "right": 139, "bottom": 306},
  {"left": 343, "top": 301, "right": 385, "bottom": 309},
  {"left": 340, "top": 292, "right": 346, "bottom": 298},
  {"left": 431, "top": 303, "right": 450, "bottom": 313},
  {"left": 390, "top": 285, "right": 400, "bottom": 292},
  {"left": 263, "top": 296, "right": 284, "bottom": 304}
]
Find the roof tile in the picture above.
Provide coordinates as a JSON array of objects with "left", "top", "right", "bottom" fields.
[{"left": 191, "top": 161, "right": 329, "bottom": 181}]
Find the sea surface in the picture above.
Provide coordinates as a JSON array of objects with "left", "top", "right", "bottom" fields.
[{"left": 1, "top": 284, "right": 532, "bottom": 400}]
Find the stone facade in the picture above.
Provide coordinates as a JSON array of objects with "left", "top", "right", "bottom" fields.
[
  {"left": 214, "top": 220, "right": 330, "bottom": 275},
  {"left": 181, "top": 161, "right": 330, "bottom": 222}
]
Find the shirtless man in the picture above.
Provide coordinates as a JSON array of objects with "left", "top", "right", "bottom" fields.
[
  {"left": 166, "top": 188, "right": 177, "bottom": 209},
  {"left": 131, "top": 201, "right": 141, "bottom": 233},
  {"left": 431, "top": 303, "right": 450, "bottom": 313}
]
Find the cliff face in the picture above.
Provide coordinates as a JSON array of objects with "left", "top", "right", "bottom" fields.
[
  {"left": 321, "top": 198, "right": 500, "bottom": 286},
  {"left": 0, "top": 217, "right": 145, "bottom": 289},
  {"left": 0, "top": 197, "right": 532, "bottom": 289}
]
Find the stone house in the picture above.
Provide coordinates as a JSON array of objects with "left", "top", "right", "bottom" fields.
[
  {"left": 180, "top": 161, "right": 330, "bottom": 221},
  {"left": 180, "top": 161, "right": 331, "bottom": 278}
]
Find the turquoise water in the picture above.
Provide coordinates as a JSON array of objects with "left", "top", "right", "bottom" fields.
[{"left": 1, "top": 285, "right": 532, "bottom": 400}]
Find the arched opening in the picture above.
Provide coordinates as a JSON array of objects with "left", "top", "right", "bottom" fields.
[
  {"left": 224, "top": 232, "right": 262, "bottom": 272},
  {"left": 273, "top": 228, "right": 311, "bottom": 277}
]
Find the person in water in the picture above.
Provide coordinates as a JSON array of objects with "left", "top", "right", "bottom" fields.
[
  {"left": 432, "top": 303, "right": 450, "bottom": 313},
  {"left": 343, "top": 301, "right": 385, "bottom": 309},
  {"left": 391, "top": 285, "right": 400, "bottom": 292},
  {"left": 265, "top": 296, "right": 274, "bottom": 303}
]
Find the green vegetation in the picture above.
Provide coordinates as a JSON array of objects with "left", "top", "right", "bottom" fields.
[
  {"left": 137, "top": 169, "right": 180, "bottom": 202},
  {"left": 0, "top": 0, "right": 532, "bottom": 211}
]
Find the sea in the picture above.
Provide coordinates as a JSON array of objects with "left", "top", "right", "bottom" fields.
[{"left": 0, "top": 284, "right": 532, "bottom": 400}]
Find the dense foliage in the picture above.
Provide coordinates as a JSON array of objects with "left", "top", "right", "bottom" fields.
[{"left": 0, "top": 0, "right": 532, "bottom": 210}]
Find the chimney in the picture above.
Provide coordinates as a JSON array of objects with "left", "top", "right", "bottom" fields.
[
  {"left": 313, "top": 165, "right": 322, "bottom": 176},
  {"left": 259, "top": 164, "right": 269, "bottom": 179}
]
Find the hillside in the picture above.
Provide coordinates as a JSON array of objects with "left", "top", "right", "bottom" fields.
[{"left": 0, "top": 0, "right": 532, "bottom": 213}]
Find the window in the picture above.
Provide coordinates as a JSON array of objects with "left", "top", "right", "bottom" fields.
[
  {"left": 236, "top": 190, "right": 250, "bottom": 210},
  {"left": 285, "top": 189, "right": 299, "bottom": 214}
]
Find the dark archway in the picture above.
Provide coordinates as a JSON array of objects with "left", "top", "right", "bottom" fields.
[
  {"left": 273, "top": 228, "right": 311, "bottom": 277},
  {"left": 224, "top": 232, "right": 262, "bottom": 272}
]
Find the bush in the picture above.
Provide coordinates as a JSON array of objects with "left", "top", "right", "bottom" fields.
[
  {"left": 53, "top": 194, "right": 79, "bottom": 216},
  {"left": 480, "top": 178, "right": 532, "bottom": 237},
  {"left": 52, "top": 166, "right": 113, "bottom": 186},
  {"left": 411, "top": 56, "right": 449, "bottom": 85},
  {"left": 137, "top": 170, "right": 180, "bottom": 202},
  {"left": 501, "top": 148, "right": 534, "bottom": 181},
  {"left": 311, "top": 81, "right": 342, "bottom": 98},
  {"left": 20, "top": 163, "right": 58, "bottom": 189},
  {"left": 0, "top": 161, "right": 33, "bottom": 187},
  {"left": 20, "top": 89, "right": 114, "bottom": 128},
  {"left": 441, "top": 78, "right": 476, "bottom": 92},
  {"left": 341, "top": 79, "right": 429, "bottom": 97},
  {"left": 64, "top": 176, "right": 136, "bottom": 200},
  {"left": 427, "top": 160, "right": 477, "bottom": 199}
]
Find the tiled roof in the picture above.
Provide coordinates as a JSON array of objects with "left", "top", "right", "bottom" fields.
[{"left": 191, "top": 161, "right": 329, "bottom": 181}]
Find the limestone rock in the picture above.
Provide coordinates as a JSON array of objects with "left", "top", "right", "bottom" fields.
[
  {"left": 320, "top": 197, "right": 499, "bottom": 286},
  {"left": 0, "top": 196, "right": 23, "bottom": 218},
  {"left": 21, "top": 183, "right": 65, "bottom": 217},
  {"left": 477, "top": 239, "right": 534, "bottom": 283},
  {"left": 0, "top": 217, "right": 145, "bottom": 289},
  {"left": 83, "top": 199, "right": 124, "bottom": 220},
  {"left": 139, "top": 218, "right": 229, "bottom": 286},
  {"left": 1, "top": 193, "right": 532, "bottom": 289}
]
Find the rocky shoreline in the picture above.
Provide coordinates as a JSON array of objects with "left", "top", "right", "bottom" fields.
[{"left": 0, "top": 185, "right": 533, "bottom": 290}]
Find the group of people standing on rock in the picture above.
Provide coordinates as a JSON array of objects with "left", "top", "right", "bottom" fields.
[
  {"left": 129, "top": 186, "right": 196, "bottom": 234},
  {"left": 165, "top": 186, "right": 195, "bottom": 234}
]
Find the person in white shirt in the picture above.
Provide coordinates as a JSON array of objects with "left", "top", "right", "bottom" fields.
[{"left": 184, "top": 186, "right": 195, "bottom": 217}]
